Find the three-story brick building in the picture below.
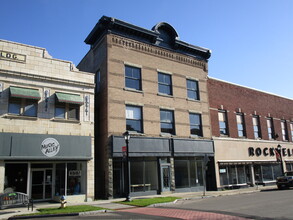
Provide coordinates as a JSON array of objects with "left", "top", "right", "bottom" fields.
[{"left": 78, "top": 16, "right": 216, "bottom": 199}]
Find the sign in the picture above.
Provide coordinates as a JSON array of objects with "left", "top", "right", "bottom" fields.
[
  {"left": 248, "top": 147, "right": 293, "bottom": 158},
  {"left": 0, "top": 51, "right": 26, "bottom": 63},
  {"left": 41, "top": 138, "right": 60, "bottom": 157},
  {"left": 69, "top": 170, "right": 81, "bottom": 177}
]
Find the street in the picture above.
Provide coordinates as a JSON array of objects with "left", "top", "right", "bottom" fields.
[{"left": 31, "top": 188, "right": 293, "bottom": 220}]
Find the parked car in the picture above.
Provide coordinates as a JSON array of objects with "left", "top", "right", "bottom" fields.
[{"left": 276, "top": 171, "right": 293, "bottom": 189}]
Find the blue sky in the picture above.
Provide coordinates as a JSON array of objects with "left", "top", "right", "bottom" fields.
[{"left": 1, "top": 0, "right": 293, "bottom": 98}]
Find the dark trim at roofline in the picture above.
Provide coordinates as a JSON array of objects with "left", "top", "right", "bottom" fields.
[{"left": 84, "top": 16, "right": 211, "bottom": 60}]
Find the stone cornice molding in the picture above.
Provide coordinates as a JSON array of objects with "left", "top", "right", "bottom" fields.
[{"left": 111, "top": 35, "right": 208, "bottom": 72}]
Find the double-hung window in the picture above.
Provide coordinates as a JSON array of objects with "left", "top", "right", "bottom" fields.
[
  {"left": 160, "top": 109, "right": 175, "bottom": 134},
  {"left": 281, "top": 120, "right": 289, "bottom": 141},
  {"left": 267, "top": 118, "right": 275, "bottom": 139},
  {"left": 126, "top": 105, "right": 143, "bottom": 133},
  {"left": 218, "top": 111, "right": 228, "bottom": 135},
  {"left": 253, "top": 116, "right": 261, "bottom": 139},
  {"left": 158, "top": 72, "right": 172, "bottom": 95},
  {"left": 125, "top": 65, "right": 142, "bottom": 91},
  {"left": 290, "top": 123, "right": 293, "bottom": 142},
  {"left": 186, "top": 79, "right": 199, "bottom": 100},
  {"left": 189, "top": 113, "right": 203, "bottom": 137},
  {"left": 55, "top": 93, "right": 83, "bottom": 121},
  {"left": 8, "top": 86, "right": 40, "bottom": 117},
  {"left": 236, "top": 113, "right": 245, "bottom": 137}
]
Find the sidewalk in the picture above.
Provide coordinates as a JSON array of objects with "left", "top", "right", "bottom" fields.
[{"left": 0, "top": 185, "right": 277, "bottom": 220}]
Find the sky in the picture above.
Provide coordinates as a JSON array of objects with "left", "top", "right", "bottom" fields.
[{"left": 1, "top": 0, "right": 293, "bottom": 98}]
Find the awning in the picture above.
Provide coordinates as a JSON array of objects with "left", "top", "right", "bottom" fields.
[
  {"left": 55, "top": 92, "right": 83, "bottom": 105},
  {"left": 10, "top": 86, "right": 41, "bottom": 100}
]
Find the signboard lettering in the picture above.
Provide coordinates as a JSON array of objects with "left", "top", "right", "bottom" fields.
[
  {"left": 0, "top": 51, "right": 26, "bottom": 63},
  {"left": 41, "top": 138, "right": 60, "bottom": 157}
]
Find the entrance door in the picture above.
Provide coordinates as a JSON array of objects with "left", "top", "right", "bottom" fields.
[
  {"left": 31, "top": 169, "right": 52, "bottom": 200},
  {"left": 161, "top": 165, "right": 171, "bottom": 192}
]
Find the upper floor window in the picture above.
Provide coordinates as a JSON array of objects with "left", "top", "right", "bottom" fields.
[
  {"left": 186, "top": 79, "right": 199, "bottom": 100},
  {"left": 96, "top": 70, "right": 101, "bottom": 93},
  {"left": 160, "top": 109, "right": 175, "bottom": 134},
  {"left": 253, "top": 116, "right": 261, "bottom": 139},
  {"left": 218, "top": 111, "right": 228, "bottom": 136},
  {"left": 236, "top": 113, "right": 246, "bottom": 137},
  {"left": 55, "top": 92, "right": 83, "bottom": 121},
  {"left": 126, "top": 105, "right": 143, "bottom": 133},
  {"left": 290, "top": 123, "right": 293, "bottom": 141},
  {"left": 189, "top": 113, "right": 203, "bottom": 137},
  {"left": 267, "top": 118, "right": 275, "bottom": 139},
  {"left": 125, "top": 65, "right": 141, "bottom": 90},
  {"left": 158, "top": 72, "right": 172, "bottom": 95},
  {"left": 281, "top": 120, "right": 289, "bottom": 141},
  {"left": 8, "top": 86, "right": 40, "bottom": 117}
]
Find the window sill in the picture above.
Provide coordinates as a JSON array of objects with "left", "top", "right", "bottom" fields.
[
  {"left": 51, "top": 118, "right": 81, "bottom": 124},
  {"left": 186, "top": 98, "right": 200, "bottom": 102},
  {"left": 124, "top": 88, "right": 144, "bottom": 94},
  {"left": 3, "top": 114, "right": 38, "bottom": 120},
  {"left": 157, "top": 93, "right": 173, "bottom": 98},
  {"left": 160, "top": 133, "right": 176, "bottom": 137},
  {"left": 128, "top": 131, "right": 145, "bottom": 136},
  {"left": 190, "top": 135, "right": 204, "bottom": 139}
]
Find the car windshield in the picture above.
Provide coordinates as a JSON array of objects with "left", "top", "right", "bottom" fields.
[{"left": 285, "top": 171, "right": 293, "bottom": 176}]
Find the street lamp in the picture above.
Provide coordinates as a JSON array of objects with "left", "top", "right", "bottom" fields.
[
  {"left": 123, "top": 131, "right": 131, "bottom": 202},
  {"left": 277, "top": 144, "right": 284, "bottom": 175}
]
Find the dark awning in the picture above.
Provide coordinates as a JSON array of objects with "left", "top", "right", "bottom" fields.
[
  {"left": 55, "top": 92, "right": 83, "bottom": 105},
  {"left": 10, "top": 86, "right": 41, "bottom": 100}
]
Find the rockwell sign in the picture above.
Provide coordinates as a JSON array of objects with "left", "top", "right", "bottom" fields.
[
  {"left": 0, "top": 51, "right": 26, "bottom": 63},
  {"left": 248, "top": 146, "right": 293, "bottom": 157}
]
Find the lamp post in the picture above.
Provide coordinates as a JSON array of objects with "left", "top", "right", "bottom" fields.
[
  {"left": 123, "top": 131, "right": 131, "bottom": 202},
  {"left": 277, "top": 144, "right": 284, "bottom": 175}
]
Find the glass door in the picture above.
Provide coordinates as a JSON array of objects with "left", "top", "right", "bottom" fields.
[
  {"left": 31, "top": 169, "right": 52, "bottom": 200},
  {"left": 161, "top": 165, "right": 171, "bottom": 192}
]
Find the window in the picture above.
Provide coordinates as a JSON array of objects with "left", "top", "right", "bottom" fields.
[
  {"left": 160, "top": 109, "right": 175, "bottom": 134},
  {"left": 236, "top": 114, "right": 245, "bottom": 137},
  {"left": 267, "top": 118, "right": 275, "bottom": 139},
  {"left": 158, "top": 72, "right": 172, "bottom": 95},
  {"left": 126, "top": 105, "right": 143, "bottom": 133},
  {"left": 125, "top": 65, "right": 141, "bottom": 90},
  {"left": 186, "top": 79, "right": 199, "bottom": 100},
  {"left": 290, "top": 123, "right": 293, "bottom": 141},
  {"left": 253, "top": 116, "right": 261, "bottom": 139},
  {"left": 96, "top": 70, "right": 101, "bottom": 93},
  {"left": 218, "top": 111, "right": 228, "bottom": 135},
  {"left": 189, "top": 113, "right": 203, "bottom": 137},
  {"left": 55, "top": 103, "right": 80, "bottom": 120},
  {"left": 8, "top": 98, "right": 38, "bottom": 117},
  {"left": 281, "top": 120, "right": 289, "bottom": 141}
]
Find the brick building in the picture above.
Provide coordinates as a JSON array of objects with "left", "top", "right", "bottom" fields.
[
  {"left": 78, "top": 16, "right": 216, "bottom": 199},
  {"left": 0, "top": 40, "right": 95, "bottom": 202},
  {"left": 208, "top": 77, "right": 293, "bottom": 189}
]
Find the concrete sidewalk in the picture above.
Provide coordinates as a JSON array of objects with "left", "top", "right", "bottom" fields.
[{"left": 0, "top": 185, "right": 277, "bottom": 219}]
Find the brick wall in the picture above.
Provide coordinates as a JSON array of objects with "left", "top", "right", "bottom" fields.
[{"left": 208, "top": 78, "right": 293, "bottom": 142}]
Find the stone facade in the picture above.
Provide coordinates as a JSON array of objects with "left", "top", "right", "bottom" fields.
[{"left": 0, "top": 40, "right": 95, "bottom": 201}]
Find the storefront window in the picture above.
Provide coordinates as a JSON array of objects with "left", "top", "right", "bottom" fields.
[
  {"left": 219, "top": 164, "right": 248, "bottom": 186},
  {"left": 229, "top": 166, "right": 237, "bottom": 184},
  {"left": 254, "top": 164, "right": 281, "bottom": 183},
  {"left": 130, "top": 159, "right": 158, "bottom": 192},
  {"left": 237, "top": 166, "right": 246, "bottom": 184},
  {"left": 55, "top": 164, "right": 65, "bottom": 196},
  {"left": 4, "top": 163, "right": 28, "bottom": 193},
  {"left": 219, "top": 166, "right": 229, "bottom": 185},
  {"left": 262, "top": 165, "right": 274, "bottom": 181},
  {"left": 175, "top": 158, "right": 204, "bottom": 189}
]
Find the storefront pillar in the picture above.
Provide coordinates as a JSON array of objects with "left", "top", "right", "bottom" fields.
[
  {"left": 170, "top": 157, "right": 175, "bottom": 192},
  {"left": 0, "top": 161, "right": 4, "bottom": 193},
  {"left": 249, "top": 164, "right": 255, "bottom": 186}
]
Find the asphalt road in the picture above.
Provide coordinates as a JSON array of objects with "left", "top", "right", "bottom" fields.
[
  {"left": 30, "top": 188, "right": 293, "bottom": 220},
  {"left": 157, "top": 188, "right": 293, "bottom": 220}
]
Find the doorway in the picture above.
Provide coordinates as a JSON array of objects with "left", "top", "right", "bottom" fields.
[
  {"left": 31, "top": 169, "right": 52, "bottom": 200},
  {"left": 161, "top": 165, "right": 171, "bottom": 192}
]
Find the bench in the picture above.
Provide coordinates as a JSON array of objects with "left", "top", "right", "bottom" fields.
[{"left": 130, "top": 184, "right": 151, "bottom": 192}]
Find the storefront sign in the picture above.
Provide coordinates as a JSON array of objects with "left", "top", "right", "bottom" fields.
[
  {"left": 0, "top": 51, "right": 26, "bottom": 63},
  {"left": 41, "top": 138, "right": 60, "bottom": 157},
  {"left": 69, "top": 170, "right": 81, "bottom": 176},
  {"left": 248, "top": 147, "right": 293, "bottom": 157}
]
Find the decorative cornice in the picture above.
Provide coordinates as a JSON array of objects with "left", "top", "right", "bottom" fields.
[{"left": 111, "top": 35, "right": 208, "bottom": 72}]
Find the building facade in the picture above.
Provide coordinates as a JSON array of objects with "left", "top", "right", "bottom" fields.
[
  {"left": 0, "top": 40, "right": 95, "bottom": 202},
  {"left": 78, "top": 16, "right": 216, "bottom": 199},
  {"left": 208, "top": 77, "right": 293, "bottom": 189}
]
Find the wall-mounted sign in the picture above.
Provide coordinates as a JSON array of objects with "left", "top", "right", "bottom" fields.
[
  {"left": 0, "top": 51, "right": 26, "bottom": 63},
  {"left": 248, "top": 147, "right": 293, "bottom": 157},
  {"left": 69, "top": 170, "right": 81, "bottom": 177},
  {"left": 41, "top": 138, "right": 60, "bottom": 157}
]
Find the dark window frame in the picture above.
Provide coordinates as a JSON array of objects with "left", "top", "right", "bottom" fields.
[
  {"left": 189, "top": 113, "right": 203, "bottom": 137},
  {"left": 267, "top": 117, "right": 275, "bottom": 140},
  {"left": 253, "top": 115, "right": 262, "bottom": 139},
  {"left": 55, "top": 102, "right": 80, "bottom": 121},
  {"left": 160, "top": 109, "right": 175, "bottom": 135},
  {"left": 236, "top": 113, "right": 246, "bottom": 138},
  {"left": 186, "top": 79, "right": 199, "bottom": 100},
  {"left": 218, "top": 111, "right": 229, "bottom": 136},
  {"left": 158, "top": 72, "right": 173, "bottom": 96},
  {"left": 126, "top": 105, "right": 143, "bottom": 133},
  {"left": 281, "top": 120, "right": 289, "bottom": 141},
  {"left": 125, "top": 65, "right": 142, "bottom": 91},
  {"left": 8, "top": 97, "right": 38, "bottom": 117}
]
